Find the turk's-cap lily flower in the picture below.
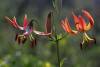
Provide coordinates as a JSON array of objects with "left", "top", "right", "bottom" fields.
[
  {"left": 61, "top": 10, "right": 96, "bottom": 49},
  {"left": 33, "top": 12, "right": 52, "bottom": 36},
  {"left": 78, "top": 10, "right": 95, "bottom": 49},
  {"left": 5, "top": 15, "right": 33, "bottom": 36},
  {"left": 72, "top": 10, "right": 94, "bottom": 32},
  {"left": 5, "top": 15, "right": 37, "bottom": 48}
]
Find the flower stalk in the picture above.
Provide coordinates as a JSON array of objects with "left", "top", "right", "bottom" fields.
[
  {"left": 56, "top": 40, "right": 60, "bottom": 67},
  {"left": 55, "top": 34, "right": 60, "bottom": 67}
]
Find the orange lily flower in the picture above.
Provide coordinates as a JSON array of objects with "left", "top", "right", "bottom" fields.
[
  {"left": 73, "top": 10, "right": 94, "bottom": 32},
  {"left": 73, "top": 10, "right": 95, "bottom": 49},
  {"left": 61, "top": 10, "right": 96, "bottom": 49}
]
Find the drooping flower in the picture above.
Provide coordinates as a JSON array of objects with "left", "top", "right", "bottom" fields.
[
  {"left": 61, "top": 10, "right": 96, "bottom": 49},
  {"left": 5, "top": 15, "right": 37, "bottom": 48},
  {"left": 73, "top": 10, "right": 96, "bottom": 49},
  {"left": 33, "top": 12, "right": 52, "bottom": 36}
]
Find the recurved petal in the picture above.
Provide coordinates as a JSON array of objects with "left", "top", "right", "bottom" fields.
[
  {"left": 5, "top": 16, "right": 24, "bottom": 30},
  {"left": 12, "top": 16, "right": 19, "bottom": 28},
  {"left": 72, "top": 12, "right": 79, "bottom": 25},
  {"left": 82, "top": 10, "right": 94, "bottom": 30},
  {"left": 61, "top": 18, "right": 78, "bottom": 35},
  {"left": 23, "top": 14, "right": 28, "bottom": 30},
  {"left": 78, "top": 15, "right": 87, "bottom": 32},
  {"left": 5, "top": 16, "right": 13, "bottom": 26},
  {"left": 5, "top": 16, "right": 18, "bottom": 28},
  {"left": 33, "top": 30, "right": 51, "bottom": 36},
  {"left": 72, "top": 13, "right": 83, "bottom": 31},
  {"left": 45, "top": 12, "right": 52, "bottom": 33}
]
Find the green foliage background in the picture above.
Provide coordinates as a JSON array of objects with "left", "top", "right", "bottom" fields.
[{"left": 0, "top": 0, "right": 100, "bottom": 67}]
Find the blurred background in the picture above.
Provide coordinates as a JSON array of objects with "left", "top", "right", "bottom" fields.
[{"left": 0, "top": 0, "right": 100, "bottom": 67}]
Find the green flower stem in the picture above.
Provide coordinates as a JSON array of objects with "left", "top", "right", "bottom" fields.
[
  {"left": 56, "top": 39, "right": 60, "bottom": 67},
  {"left": 56, "top": 40, "right": 60, "bottom": 67}
]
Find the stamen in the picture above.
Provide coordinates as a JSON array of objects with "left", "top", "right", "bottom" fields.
[
  {"left": 29, "top": 35, "right": 32, "bottom": 41},
  {"left": 80, "top": 33, "right": 96, "bottom": 49},
  {"left": 16, "top": 34, "right": 27, "bottom": 44},
  {"left": 30, "top": 34, "right": 34, "bottom": 39},
  {"left": 84, "top": 33, "right": 93, "bottom": 41}
]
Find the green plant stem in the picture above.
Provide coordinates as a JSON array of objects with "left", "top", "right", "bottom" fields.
[{"left": 56, "top": 40, "right": 60, "bottom": 67}]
